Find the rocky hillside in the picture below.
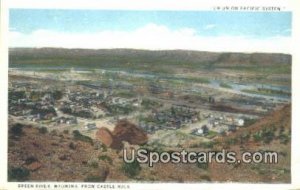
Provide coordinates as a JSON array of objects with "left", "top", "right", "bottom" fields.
[
  {"left": 218, "top": 104, "right": 291, "bottom": 144},
  {"left": 7, "top": 105, "right": 291, "bottom": 182},
  {"left": 209, "top": 104, "right": 291, "bottom": 182},
  {"left": 8, "top": 123, "right": 110, "bottom": 182}
]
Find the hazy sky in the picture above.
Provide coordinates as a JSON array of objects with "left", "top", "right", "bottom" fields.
[{"left": 9, "top": 9, "right": 292, "bottom": 52}]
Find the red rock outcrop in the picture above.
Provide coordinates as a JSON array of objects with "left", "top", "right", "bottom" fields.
[
  {"left": 112, "top": 119, "right": 148, "bottom": 145},
  {"left": 24, "top": 161, "right": 42, "bottom": 171},
  {"left": 96, "top": 128, "right": 114, "bottom": 147},
  {"left": 96, "top": 120, "right": 148, "bottom": 149}
]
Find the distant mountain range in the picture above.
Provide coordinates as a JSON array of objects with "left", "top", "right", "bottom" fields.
[{"left": 9, "top": 48, "right": 291, "bottom": 74}]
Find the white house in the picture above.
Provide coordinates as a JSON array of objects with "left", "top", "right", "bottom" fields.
[{"left": 236, "top": 119, "right": 244, "bottom": 127}]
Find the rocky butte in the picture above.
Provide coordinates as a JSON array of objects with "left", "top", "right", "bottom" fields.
[{"left": 96, "top": 119, "right": 148, "bottom": 149}]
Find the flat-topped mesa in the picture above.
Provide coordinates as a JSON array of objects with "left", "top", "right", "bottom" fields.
[{"left": 9, "top": 48, "right": 291, "bottom": 67}]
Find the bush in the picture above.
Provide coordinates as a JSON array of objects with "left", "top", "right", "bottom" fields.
[
  {"left": 72, "top": 130, "right": 93, "bottom": 145},
  {"left": 200, "top": 175, "right": 211, "bottom": 181},
  {"left": 278, "top": 134, "right": 290, "bottom": 144},
  {"left": 101, "top": 144, "right": 107, "bottom": 152},
  {"left": 52, "top": 90, "right": 63, "bottom": 100},
  {"left": 244, "top": 118, "right": 257, "bottom": 127},
  {"left": 38, "top": 127, "right": 48, "bottom": 134},
  {"left": 240, "top": 132, "right": 251, "bottom": 144},
  {"left": 279, "top": 126, "right": 285, "bottom": 134},
  {"left": 88, "top": 161, "right": 99, "bottom": 168},
  {"left": 197, "top": 162, "right": 209, "bottom": 170},
  {"left": 25, "top": 156, "right": 38, "bottom": 165},
  {"left": 99, "top": 155, "right": 113, "bottom": 165},
  {"left": 200, "top": 141, "right": 215, "bottom": 149},
  {"left": 8, "top": 167, "right": 30, "bottom": 181},
  {"left": 253, "top": 131, "right": 262, "bottom": 142},
  {"left": 50, "top": 130, "right": 58, "bottom": 136},
  {"left": 121, "top": 159, "right": 141, "bottom": 178},
  {"left": 10, "top": 123, "right": 24, "bottom": 136},
  {"left": 261, "top": 128, "right": 275, "bottom": 144},
  {"left": 69, "top": 142, "right": 76, "bottom": 150},
  {"left": 225, "top": 138, "right": 237, "bottom": 146},
  {"left": 73, "top": 130, "right": 81, "bottom": 136},
  {"left": 253, "top": 128, "right": 275, "bottom": 144}
]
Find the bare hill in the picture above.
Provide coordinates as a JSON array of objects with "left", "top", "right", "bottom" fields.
[{"left": 9, "top": 48, "right": 291, "bottom": 68}]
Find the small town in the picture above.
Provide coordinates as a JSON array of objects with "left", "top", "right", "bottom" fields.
[
  {"left": 9, "top": 67, "right": 286, "bottom": 146},
  {"left": 6, "top": 8, "right": 292, "bottom": 183}
]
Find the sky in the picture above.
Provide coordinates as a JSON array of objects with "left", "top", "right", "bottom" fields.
[{"left": 9, "top": 9, "right": 292, "bottom": 53}]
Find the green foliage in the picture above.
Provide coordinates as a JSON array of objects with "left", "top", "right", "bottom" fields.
[
  {"left": 88, "top": 161, "right": 99, "bottom": 168},
  {"left": 219, "top": 82, "right": 232, "bottom": 89},
  {"left": 243, "top": 118, "right": 257, "bottom": 127},
  {"left": 72, "top": 130, "right": 81, "bottom": 136},
  {"left": 261, "top": 128, "right": 275, "bottom": 144},
  {"left": 72, "top": 130, "right": 93, "bottom": 145},
  {"left": 279, "top": 125, "right": 285, "bottom": 134},
  {"left": 197, "top": 162, "right": 209, "bottom": 170},
  {"left": 121, "top": 159, "right": 141, "bottom": 178},
  {"left": 239, "top": 132, "right": 251, "bottom": 144},
  {"left": 69, "top": 142, "right": 76, "bottom": 150},
  {"left": 200, "top": 175, "right": 211, "bottom": 181},
  {"left": 38, "top": 127, "right": 48, "bottom": 134},
  {"left": 9, "top": 91, "right": 26, "bottom": 100},
  {"left": 242, "top": 88, "right": 291, "bottom": 97},
  {"left": 141, "top": 99, "right": 161, "bottom": 109},
  {"left": 101, "top": 144, "right": 107, "bottom": 152},
  {"left": 206, "top": 131, "right": 218, "bottom": 139},
  {"left": 225, "top": 138, "right": 237, "bottom": 146},
  {"left": 278, "top": 134, "right": 290, "bottom": 145},
  {"left": 8, "top": 167, "right": 30, "bottom": 181},
  {"left": 185, "top": 77, "right": 210, "bottom": 84},
  {"left": 253, "top": 131, "right": 262, "bottom": 142},
  {"left": 50, "top": 129, "right": 58, "bottom": 136},
  {"left": 52, "top": 90, "right": 63, "bottom": 100},
  {"left": 252, "top": 128, "right": 275, "bottom": 144},
  {"left": 190, "top": 141, "right": 216, "bottom": 149},
  {"left": 99, "top": 155, "right": 113, "bottom": 165},
  {"left": 25, "top": 156, "right": 38, "bottom": 165},
  {"left": 201, "top": 141, "right": 215, "bottom": 149},
  {"left": 106, "top": 104, "right": 134, "bottom": 115},
  {"left": 31, "top": 106, "right": 57, "bottom": 116},
  {"left": 114, "top": 90, "right": 135, "bottom": 98},
  {"left": 10, "top": 123, "right": 24, "bottom": 136}
]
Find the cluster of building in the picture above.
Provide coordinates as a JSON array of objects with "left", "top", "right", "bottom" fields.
[
  {"left": 53, "top": 116, "right": 78, "bottom": 125},
  {"left": 139, "top": 105, "right": 200, "bottom": 133},
  {"left": 9, "top": 81, "right": 143, "bottom": 128},
  {"left": 9, "top": 79, "right": 254, "bottom": 139},
  {"left": 192, "top": 112, "right": 247, "bottom": 136},
  {"left": 9, "top": 87, "right": 58, "bottom": 121},
  {"left": 107, "top": 97, "right": 142, "bottom": 107}
]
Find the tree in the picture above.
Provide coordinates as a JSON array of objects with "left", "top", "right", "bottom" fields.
[
  {"left": 10, "top": 123, "right": 24, "bottom": 136},
  {"left": 38, "top": 127, "right": 48, "bottom": 134},
  {"left": 121, "top": 159, "right": 141, "bottom": 178},
  {"left": 8, "top": 167, "right": 30, "bottom": 181}
]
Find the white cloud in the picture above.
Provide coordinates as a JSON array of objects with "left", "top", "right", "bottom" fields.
[
  {"left": 9, "top": 23, "right": 291, "bottom": 53},
  {"left": 9, "top": 27, "right": 17, "bottom": 31},
  {"left": 203, "top": 24, "right": 216, "bottom": 30}
]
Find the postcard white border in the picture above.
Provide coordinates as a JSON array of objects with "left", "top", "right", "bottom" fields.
[{"left": 1, "top": 0, "right": 300, "bottom": 190}]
